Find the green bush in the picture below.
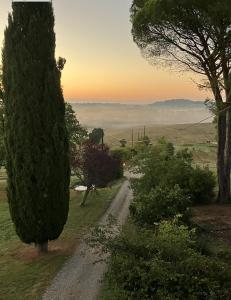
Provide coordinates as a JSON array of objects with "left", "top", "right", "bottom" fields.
[
  {"left": 131, "top": 147, "right": 192, "bottom": 197},
  {"left": 189, "top": 167, "right": 216, "bottom": 204},
  {"left": 110, "top": 151, "right": 124, "bottom": 179},
  {"left": 131, "top": 142, "right": 216, "bottom": 205},
  {"left": 113, "top": 162, "right": 124, "bottom": 180},
  {"left": 130, "top": 185, "right": 191, "bottom": 226},
  {"left": 156, "top": 136, "right": 175, "bottom": 158},
  {"left": 98, "top": 220, "right": 231, "bottom": 300},
  {"left": 111, "top": 147, "right": 133, "bottom": 162}
]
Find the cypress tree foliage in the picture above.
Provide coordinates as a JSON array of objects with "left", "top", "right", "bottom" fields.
[{"left": 2, "top": 2, "right": 70, "bottom": 253}]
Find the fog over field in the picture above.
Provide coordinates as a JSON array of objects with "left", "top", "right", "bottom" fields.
[{"left": 71, "top": 101, "right": 212, "bottom": 129}]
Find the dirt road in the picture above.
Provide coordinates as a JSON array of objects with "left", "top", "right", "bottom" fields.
[{"left": 43, "top": 179, "right": 133, "bottom": 300}]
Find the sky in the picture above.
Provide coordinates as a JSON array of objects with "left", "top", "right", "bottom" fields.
[{"left": 0, "top": 0, "right": 210, "bottom": 103}]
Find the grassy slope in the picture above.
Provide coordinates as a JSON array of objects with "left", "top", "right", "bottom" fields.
[
  {"left": 0, "top": 179, "right": 123, "bottom": 300},
  {"left": 106, "top": 123, "right": 217, "bottom": 170},
  {"left": 105, "top": 123, "right": 216, "bottom": 147}
]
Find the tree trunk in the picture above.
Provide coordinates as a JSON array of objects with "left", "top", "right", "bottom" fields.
[
  {"left": 217, "top": 111, "right": 230, "bottom": 203},
  {"left": 225, "top": 105, "right": 231, "bottom": 200},
  {"left": 80, "top": 188, "right": 91, "bottom": 206},
  {"left": 36, "top": 242, "right": 48, "bottom": 254}
]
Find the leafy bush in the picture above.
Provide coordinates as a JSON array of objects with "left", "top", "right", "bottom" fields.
[
  {"left": 189, "top": 167, "right": 216, "bottom": 204},
  {"left": 111, "top": 147, "right": 133, "bottom": 162},
  {"left": 72, "top": 142, "right": 123, "bottom": 189},
  {"left": 156, "top": 136, "right": 175, "bottom": 158},
  {"left": 130, "top": 185, "right": 191, "bottom": 226},
  {"left": 131, "top": 146, "right": 192, "bottom": 196},
  {"left": 131, "top": 141, "right": 216, "bottom": 205},
  {"left": 95, "top": 220, "right": 231, "bottom": 300},
  {"left": 112, "top": 156, "right": 124, "bottom": 180}
]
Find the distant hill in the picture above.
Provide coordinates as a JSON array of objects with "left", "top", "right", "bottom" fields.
[
  {"left": 70, "top": 102, "right": 140, "bottom": 107},
  {"left": 69, "top": 99, "right": 205, "bottom": 108},
  {"left": 149, "top": 99, "right": 205, "bottom": 107}
]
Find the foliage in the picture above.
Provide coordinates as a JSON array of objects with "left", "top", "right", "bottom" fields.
[
  {"left": 57, "top": 57, "right": 66, "bottom": 71},
  {"left": 0, "top": 112, "right": 5, "bottom": 168},
  {"left": 130, "top": 185, "right": 191, "bottom": 226},
  {"left": 0, "top": 68, "right": 6, "bottom": 168},
  {"left": 133, "top": 141, "right": 149, "bottom": 154},
  {"left": 2, "top": 2, "right": 70, "bottom": 248},
  {"left": 136, "top": 135, "right": 151, "bottom": 146},
  {"left": 142, "top": 135, "right": 151, "bottom": 146},
  {"left": 189, "top": 166, "right": 216, "bottom": 204},
  {"left": 0, "top": 66, "right": 3, "bottom": 101},
  {"left": 130, "top": 0, "right": 231, "bottom": 203},
  {"left": 205, "top": 98, "right": 218, "bottom": 125},
  {"left": 111, "top": 147, "right": 133, "bottom": 162},
  {"left": 175, "top": 148, "right": 193, "bottom": 164},
  {"left": 119, "top": 139, "right": 127, "bottom": 148},
  {"left": 89, "top": 128, "right": 104, "bottom": 145},
  {"left": 65, "top": 102, "right": 88, "bottom": 151},
  {"left": 131, "top": 140, "right": 216, "bottom": 204},
  {"left": 92, "top": 220, "right": 231, "bottom": 300},
  {"left": 111, "top": 152, "right": 124, "bottom": 180},
  {"left": 72, "top": 141, "right": 123, "bottom": 205},
  {"left": 131, "top": 0, "right": 231, "bottom": 90},
  {"left": 156, "top": 137, "right": 174, "bottom": 158}
]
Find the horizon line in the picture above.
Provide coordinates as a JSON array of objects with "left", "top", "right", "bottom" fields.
[{"left": 65, "top": 98, "right": 206, "bottom": 104}]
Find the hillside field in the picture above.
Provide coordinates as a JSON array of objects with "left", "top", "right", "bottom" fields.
[
  {"left": 105, "top": 123, "right": 217, "bottom": 169},
  {"left": 104, "top": 123, "right": 216, "bottom": 146}
]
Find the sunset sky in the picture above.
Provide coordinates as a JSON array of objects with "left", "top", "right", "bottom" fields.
[{"left": 0, "top": 0, "right": 210, "bottom": 102}]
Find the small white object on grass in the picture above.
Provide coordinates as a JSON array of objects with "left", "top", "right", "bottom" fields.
[{"left": 74, "top": 186, "right": 87, "bottom": 192}]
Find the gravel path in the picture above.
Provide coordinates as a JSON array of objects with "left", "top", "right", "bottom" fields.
[{"left": 43, "top": 179, "right": 133, "bottom": 300}]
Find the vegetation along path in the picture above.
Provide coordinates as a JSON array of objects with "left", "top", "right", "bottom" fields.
[{"left": 43, "top": 179, "right": 133, "bottom": 300}]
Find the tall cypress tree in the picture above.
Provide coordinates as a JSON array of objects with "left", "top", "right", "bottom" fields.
[{"left": 2, "top": 2, "right": 70, "bottom": 253}]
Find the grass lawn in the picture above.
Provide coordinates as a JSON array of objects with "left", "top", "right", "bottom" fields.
[{"left": 0, "top": 178, "right": 123, "bottom": 300}]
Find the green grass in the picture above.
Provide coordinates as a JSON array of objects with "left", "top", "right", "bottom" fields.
[{"left": 0, "top": 179, "right": 123, "bottom": 300}]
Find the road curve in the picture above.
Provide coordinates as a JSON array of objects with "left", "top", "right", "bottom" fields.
[{"left": 43, "top": 179, "right": 133, "bottom": 300}]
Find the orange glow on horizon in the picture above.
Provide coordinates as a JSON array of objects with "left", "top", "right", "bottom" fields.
[
  {"left": 61, "top": 66, "right": 210, "bottom": 102},
  {"left": 0, "top": 0, "right": 212, "bottom": 103}
]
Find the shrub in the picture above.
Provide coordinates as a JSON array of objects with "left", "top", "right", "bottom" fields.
[
  {"left": 189, "top": 167, "right": 216, "bottom": 204},
  {"left": 156, "top": 137, "right": 175, "bottom": 158},
  {"left": 111, "top": 147, "right": 133, "bottom": 162},
  {"left": 131, "top": 143, "right": 216, "bottom": 205},
  {"left": 96, "top": 220, "right": 231, "bottom": 300},
  {"left": 130, "top": 185, "right": 191, "bottom": 226},
  {"left": 111, "top": 153, "right": 124, "bottom": 180},
  {"left": 131, "top": 146, "right": 193, "bottom": 195},
  {"left": 72, "top": 142, "right": 123, "bottom": 189}
]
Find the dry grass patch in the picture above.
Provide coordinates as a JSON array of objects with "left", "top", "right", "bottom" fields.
[{"left": 193, "top": 204, "right": 231, "bottom": 243}]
